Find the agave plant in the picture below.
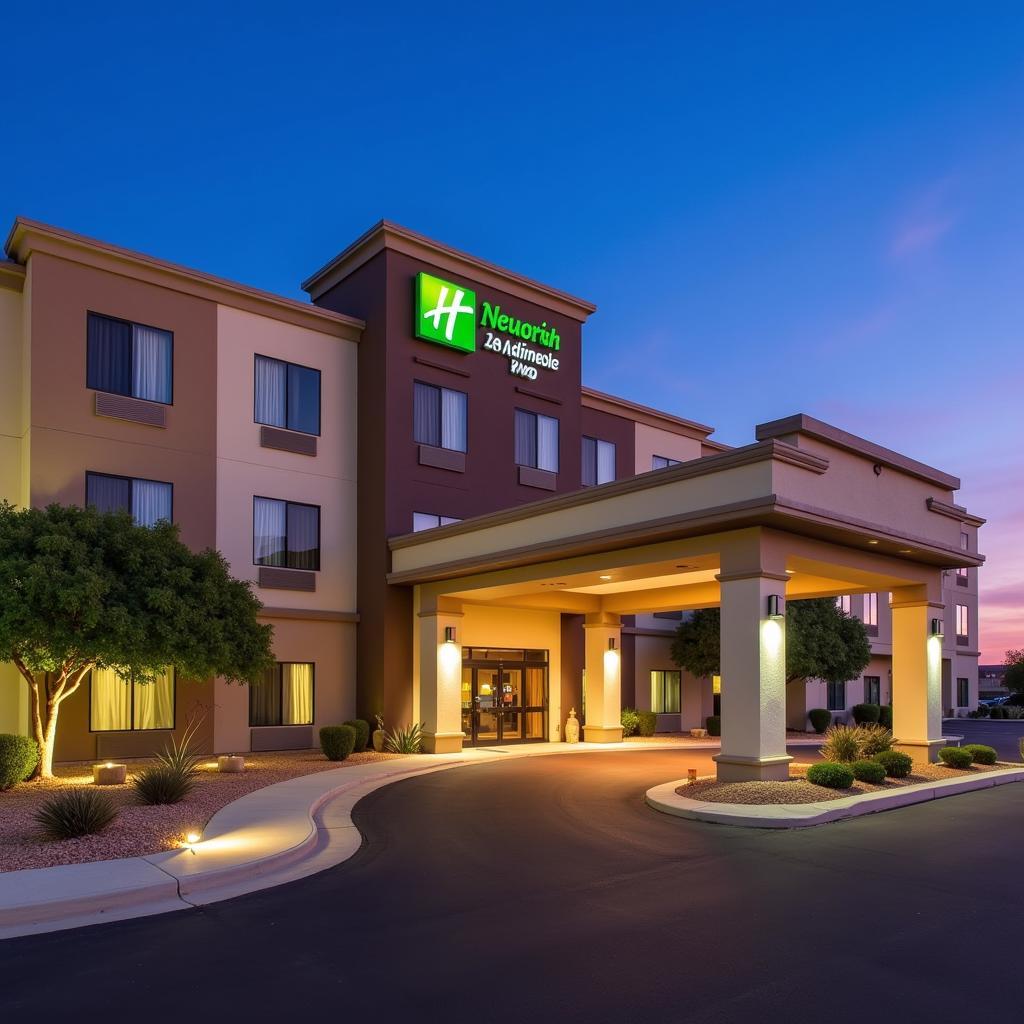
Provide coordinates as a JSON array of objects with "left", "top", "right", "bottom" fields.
[
  {"left": 384, "top": 722, "right": 425, "bottom": 754},
  {"left": 133, "top": 763, "right": 194, "bottom": 805},
  {"left": 155, "top": 715, "right": 204, "bottom": 778},
  {"left": 35, "top": 788, "right": 118, "bottom": 840}
]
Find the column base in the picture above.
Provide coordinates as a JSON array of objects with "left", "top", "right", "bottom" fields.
[
  {"left": 893, "top": 739, "right": 945, "bottom": 764},
  {"left": 421, "top": 731, "right": 464, "bottom": 754},
  {"left": 713, "top": 753, "right": 793, "bottom": 782},
  {"left": 583, "top": 725, "right": 624, "bottom": 743}
]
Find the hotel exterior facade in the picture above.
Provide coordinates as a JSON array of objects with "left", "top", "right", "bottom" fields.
[{"left": 0, "top": 218, "right": 983, "bottom": 779}]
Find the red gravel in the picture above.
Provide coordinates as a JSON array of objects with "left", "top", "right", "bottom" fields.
[{"left": 0, "top": 749, "right": 403, "bottom": 873}]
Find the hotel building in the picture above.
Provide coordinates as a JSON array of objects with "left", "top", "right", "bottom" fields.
[{"left": 0, "top": 219, "right": 983, "bottom": 778}]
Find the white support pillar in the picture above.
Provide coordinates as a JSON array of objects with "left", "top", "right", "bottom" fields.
[
  {"left": 583, "top": 612, "right": 624, "bottom": 743},
  {"left": 891, "top": 585, "right": 944, "bottom": 764},
  {"left": 713, "top": 572, "right": 791, "bottom": 782},
  {"left": 417, "top": 606, "right": 464, "bottom": 754}
]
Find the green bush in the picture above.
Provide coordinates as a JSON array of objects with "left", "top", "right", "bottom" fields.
[
  {"left": 990, "top": 706, "right": 1006, "bottom": 719},
  {"left": 852, "top": 703, "right": 881, "bottom": 724},
  {"left": 620, "top": 708, "right": 640, "bottom": 738},
  {"left": 820, "top": 724, "right": 861, "bottom": 762},
  {"left": 808, "top": 708, "right": 832, "bottom": 734},
  {"left": 962, "top": 744, "right": 996, "bottom": 765},
  {"left": 384, "top": 723, "right": 424, "bottom": 754},
  {"left": 858, "top": 724, "right": 894, "bottom": 757},
  {"left": 0, "top": 734, "right": 40, "bottom": 790},
  {"left": 320, "top": 724, "right": 357, "bottom": 761},
  {"left": 636, "top": 710, "right": 657, "bottom": 737},
  {"left": 35, "top": 788, "right": 117, "bottom": 840},
  {"left": 938, "top": 746, "right": 974, "bottom": 769},
  {"left": 705, "top": 715, "right": 721, "bottom": 737},
  {"left": 878, "top": 704, "right": 893, "bottom": 729},
  {"left": 133, "top": 764, "right": 194, "bottom": 805},
  {"left": 806, "top": 761, "right": 855, "bottom": 789},
  {"left": 851, "top": 759, "right": 887, "bottom": 784},
  {"left": 344, "top": 719, "right": 370, "bottom": 753},
  {"left": 873, "top": 750, "right": 913, "bottom": 778}
]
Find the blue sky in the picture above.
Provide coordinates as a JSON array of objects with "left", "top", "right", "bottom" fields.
[{"left": 2, "top": 2, "right": 1022, "bottom": 657}]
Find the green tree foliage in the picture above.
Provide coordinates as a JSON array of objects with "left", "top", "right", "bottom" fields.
[
  {"left": 1004, "top": 649, "right": 1024, "bottom": 695},
  {"left": 0, "top": 502, "right": 274, "bottom": 778},
  {"left": 670, "top": 598, "right": 871, "bottom": 685}
]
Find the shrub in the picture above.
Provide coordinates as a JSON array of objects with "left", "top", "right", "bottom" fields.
[
  {"left": 385, "top": 723, "right": 424, "bottom": 754},
  {"left": 873, "top": 750, "right": 913, "bottom": 778},
  {"left": 1007, "top": 706, "right": 1024, "bottom": 720},
  {"left": 0, "top": 734, "right": 40, "bottom": 790},
  {"left": 990, "top": 706, "right": 1006, "bottom": 719},
  {"left": 1020, "top": 737, "right": 1024, "bottom": 763},
  {"left": 133, "top": 764, "right": 194, "bottom": 805},
  {"left": 808, "top": 708, "right": 832, "bottom": 734},
  {"left": 705, "top": 715, "right": 721, "bottom": 737},
  {"left": 968, "top": 706, "right": 989, "bottom": 719},
  {"left": 35, "top": 788, "right": 117, "bottom": 840},
  {"left": 820, "top": 724, "right": 861, "bottom": 763},
  {"left": 852, "top": 703, "right": 881, "bottom": 725},
  {"left": 851, "top": 759, "right": 887, "bottom": 784},
  {"left": 636, "top": 710, "right": 658, "bottom": 737},
  {"left": 962, "top": 744, "right": 997, "bottom": 766},
  {"left": 878, "top": 704, "right": 893, "bottom": 729},
  {"left": 320, "top": 724, "right": 357, "bottom": 762},
  {"left": 938, "top": 746, "right": 974, "bottom": 769},
  {"left": 344, "top": 719, "right": 370, "bottom": 753},
  {"left": 620, "top": 708, "right": 640, "bottom": 738},
  {"left": 806, "top": 761, "right": 855, "bottom": 789},
  {"left": 857, "top": 724, "right": 894, "bottom": 757},
  {"left": 154, "top": 718, "right": 203, "bottom": 778}
]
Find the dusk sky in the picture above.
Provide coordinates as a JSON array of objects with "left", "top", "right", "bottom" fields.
[{"left": 3, "top": 3, "right": 1021, "bottom": 661}]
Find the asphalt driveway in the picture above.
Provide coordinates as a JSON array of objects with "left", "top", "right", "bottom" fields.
[
  {"left": 1, "top": 746, "right": 1020, "bottom": 1022},
  {"left": 946, "top": 717, "right": 1024, "bottom": 759}
]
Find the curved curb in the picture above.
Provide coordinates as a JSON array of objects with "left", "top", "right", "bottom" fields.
[{"left": 645, "top": 766, "right": 1024, "bottom": 829}]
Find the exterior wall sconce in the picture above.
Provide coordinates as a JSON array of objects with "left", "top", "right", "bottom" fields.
[
  {"left": 444, "top": 626, "right": 457, "bottom": 644},
  {"left": 930, "top": 618, "right": 944, "bottom": 639},
  {"left": 608, "top": 637, "right": 617, "bottom": 651},
  {"left": 767, "top": 595, "right": 784, "bottom": 620}
]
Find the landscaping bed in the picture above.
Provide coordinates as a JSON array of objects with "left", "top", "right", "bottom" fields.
[{"left": 0, "top": 749, "right": 403, "bottom": 873}]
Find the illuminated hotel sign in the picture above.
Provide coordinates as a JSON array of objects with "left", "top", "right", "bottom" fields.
[{"left": 414, "top": 272, "right": 561, "bottom": 380}]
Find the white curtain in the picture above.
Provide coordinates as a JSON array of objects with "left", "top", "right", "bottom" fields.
[
  {"left": 132, "top": 479, "right": 172, "bottom": 527},
  {"left": 255, "top": 356, "right": 286, "bottom": 427},
  {"left": 441, "top": 388, "right": 467, "bottom": 452},
  {"left": 254, "top": 497, "right": 286, "bottom": 565},
  {"left": 91, "top": 668, "right": 131, "bottom": 730},
  {"left": 132, "top": 325, "right": 172, "bottom": 403},
  {"left": 134, "top": 668, "right": 175, "bottom": 729},
  {"left": 597, "top": 440, "right": 616, "bottom": 484},
  {"left": 537, "top": 414, "right": 559, "bottom": 472},
  {"left": 282, "top": 663, "right": 313, "bottom": 725}
]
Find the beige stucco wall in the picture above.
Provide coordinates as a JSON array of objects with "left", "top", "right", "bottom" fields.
[{"left": 634, "top": 423, "right": 703, "bottom": 472}]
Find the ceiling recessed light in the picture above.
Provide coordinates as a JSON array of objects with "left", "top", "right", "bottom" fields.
[
  {"left": 868, "top": 540, "right": 879, "bottom": 545},
  {"left": 898, "top": 548, "right": 912, "bottom": 554},
  {"left": 599, "top": 574, "right": 612, "bottom": 581},
  {"left": 785, "top": 569, "right": 796, "bottom": 575}
]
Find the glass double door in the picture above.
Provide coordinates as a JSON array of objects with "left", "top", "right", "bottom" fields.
[{"left": 461, "top": 657, "right": 547, "bottom": 746}]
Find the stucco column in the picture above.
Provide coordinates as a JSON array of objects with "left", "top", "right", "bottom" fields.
[
  {"left": 713, "top": 572, "right": 792, "bottom": 781},
  {"left": 583, "top": 612, "right": 624, "bottom": 743},
  {"left": 417, "top": 607, "right": 464, "bottom": 754},
  {"left": 891, "top": 585, "right": 944, "bottom": 763}
]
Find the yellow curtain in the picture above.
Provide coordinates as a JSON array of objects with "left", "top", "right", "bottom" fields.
[
  {"left": 282, "top": 664, "right": 313, "bottom": 725},
  {"left": 91, "top": 668, "right": 131, "bottom": 731},
  {"left": 134, "top": 669, "right": 175, "bottom": 730}
]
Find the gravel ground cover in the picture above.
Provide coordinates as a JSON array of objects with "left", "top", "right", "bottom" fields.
[
  {"left": 0, "top": 749, "right": 403, "bottom": 873},
  {"left": 676, "top": 760, "right": 1010, "bottom": 805}
]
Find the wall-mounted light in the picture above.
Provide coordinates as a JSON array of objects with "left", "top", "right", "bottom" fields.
[
  {"left": 444, "top": 626, "right": 457, "bottom": 644},
  {"left": 767, "top": 594, "right": 784, "bottom": 620},
  {"left": 930, "top": 618, "right": 944, "bottom": 639},
  {"left": 608, "top": 637, "right": 617, "bottom": 651}
]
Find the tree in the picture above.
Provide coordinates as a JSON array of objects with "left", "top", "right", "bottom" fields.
[
  {"left": 1004, "top": 649, "right": 1024, "bottom": 695},
  {"left": 0, "top": 502, "right": 274, "bottom": 779},
  {"left": 670, "top": 598, "right": 871, "bottom": 684}
]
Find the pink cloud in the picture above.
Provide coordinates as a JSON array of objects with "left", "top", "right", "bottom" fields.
[{"left": 888, "top": 217, "right": 956, "bottom": 258}]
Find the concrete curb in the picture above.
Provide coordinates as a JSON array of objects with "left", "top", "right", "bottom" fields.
[{"left": 645, "top": 766, "right": 1024, "bottom": 829}]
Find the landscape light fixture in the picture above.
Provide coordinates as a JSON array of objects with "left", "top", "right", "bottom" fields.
[
  {"left": 445, "top": 626, "right": 457, "bottom": 644},
  {"left": 930, "top": 618, "right": 944, "bottom": 639},
  {"left": 767, "top": 594, "right": 784, "bottom": 620},
  {"left": 183, "top": 831, "right": 201, "bottom": 855}
]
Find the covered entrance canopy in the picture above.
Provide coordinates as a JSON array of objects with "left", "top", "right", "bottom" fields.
[{"left": 389, "top": 415, "right": 984, "bottom": 781}]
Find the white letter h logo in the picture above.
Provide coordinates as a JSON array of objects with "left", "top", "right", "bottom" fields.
[{"left": 423, "top": 286, "right": 473, "bottom": 342}]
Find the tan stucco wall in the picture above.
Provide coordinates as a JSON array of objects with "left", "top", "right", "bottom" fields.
[{"left": 634, "top": 422, "right": 703, "bottom": 472}]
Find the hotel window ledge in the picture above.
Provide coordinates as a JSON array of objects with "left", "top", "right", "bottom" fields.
[
  {"left": 417, "top": 444, "right": 465, "bottom": 472},
  {"left": 518, "top": 466, "right": 557, "bottom": 491},
  {"left": 94, "top": 391, "right": 167, "bottom": 428},
  {"left": 258, "top": 567, "right": 317, "bottom": 592},
  {"left": 864, "top": 624, "right": 879, "bottom": 637},
  {"left": 956, "top": 635, "right": 969, "bottom": 647},
  {"left": 260, "top": 425, "right": 317, "bottom": 456}
]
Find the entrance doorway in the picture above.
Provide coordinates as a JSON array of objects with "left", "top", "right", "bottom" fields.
[{"left": 461, "top": 648, "right": 548, "bottom": 746}]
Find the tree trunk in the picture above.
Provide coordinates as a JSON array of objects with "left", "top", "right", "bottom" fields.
[{"left": 27, "top": 687, "right": 60, "bottom": 780}]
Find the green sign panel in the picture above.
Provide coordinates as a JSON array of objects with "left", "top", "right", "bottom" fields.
[{"left": 415, "top": 272, "right": 477, "bottom": 352}]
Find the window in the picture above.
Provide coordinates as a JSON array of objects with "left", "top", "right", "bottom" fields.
[
  {"left": 86, "top": 472, "right": 172, "bottom": 527},
  {"left": 413, "top": 512, "right": 462, "bottom": 532},
  {"left": 581, "top": 437, "right": 616, "bottom": 486},
  {"left": 956, "top": 677, "right": 969, "bottom": 707},
  {"left": 254, "top": 355, "right": 321, "bottom": 436},
  {"left": 653, "top": 611, "right": 683, "bottom": 621},
  {"left": 514, "top": 409, "right": 559, "bottom": 472},
  {"left": 956, "top": 604, "right": 969, "bottom": 643},
  {"left": 827, "top": 681, "right": 847, "bottom": 711},
  {"left": 253, "top": 497, "right": 321, "bottom": 570},
  {"left": 862, "top": 593, "right": 878, "bottom": 627},
  {"left": 650, "top": 670, "right": 681, "bottom": 714},
  {"left": 249, "top": 663, "right": 314, "bottom": 726},
  {"left": 414, "top": 381, "right": 467, "bottom": 452},
  {"left": 91, "top": 667, "right": 174, "bottom": 731},
  {"left": 960, "top": 531, "right": 969, "bottom": 551},
  {"left": 864, "top": 675, "right": 881, "bottom": 705},
  {"left": 87, "top": 312, "right": 172, "bottom": 404},
  {"left": 652, "top": 455, "right": 681, "bottom": 470},
  {"left": 836, "top": 595, "right": 852, "bottom": 615}
]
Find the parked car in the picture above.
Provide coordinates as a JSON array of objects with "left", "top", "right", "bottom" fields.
[
  {"left": 980, "top": 695, "right": 1011, "bottom": 707},
  {"left": 1003, "top": 692, "right": 1024, "bottom": 707}
]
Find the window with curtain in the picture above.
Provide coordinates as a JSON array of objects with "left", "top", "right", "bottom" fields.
[
  {"left": 412, "top": 512, "right": 462, "bottom": 532},
  {"left": 254, "top": 355, "right": 321, "bottom": 435},
  {"left": 86, "top": 472, "right": 172, "bottom": 527},
  {"left": 90, "top": 667, "right": 174, "bottom": 731},
  {"left": 253, "top": 497, "right": 320, "bottom": 570},
  {"left": 862, "top": 593, "right": 878, "bottom": 626},
  {"left": 827, "top": 681, "right": 847, "bottom": 711},
  {"left": 87, "top": 312, "right": 172, "bottom": 404},
  {"left": 249, "top": 663, "right": 314, "bottom": 726},
  {"left": 650, "top": 670, "right": 681, "bottom": 714},
  {"left": 836, "top": 595, "right": 852, "bottom": 615},
  {"left": 956, "top": 604, "right": 969, "bottom": 641},
  {"left": 581, "top": 436, "right": 616, "bottom": 486},
  {"left": 652, "top": 455, "right": 681, "bottom": 470},
  {"left": 956, "top": 677, "right": 969, "bottom": 707},
  {"left": 514, "top": 409, "right": 559, "bottom": 472},
  {"left": 413, "top": 381, "right": 467, "bottom": 452},
  {"left": 864, "top": 675, "right": 881, "bottom": 705}
]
